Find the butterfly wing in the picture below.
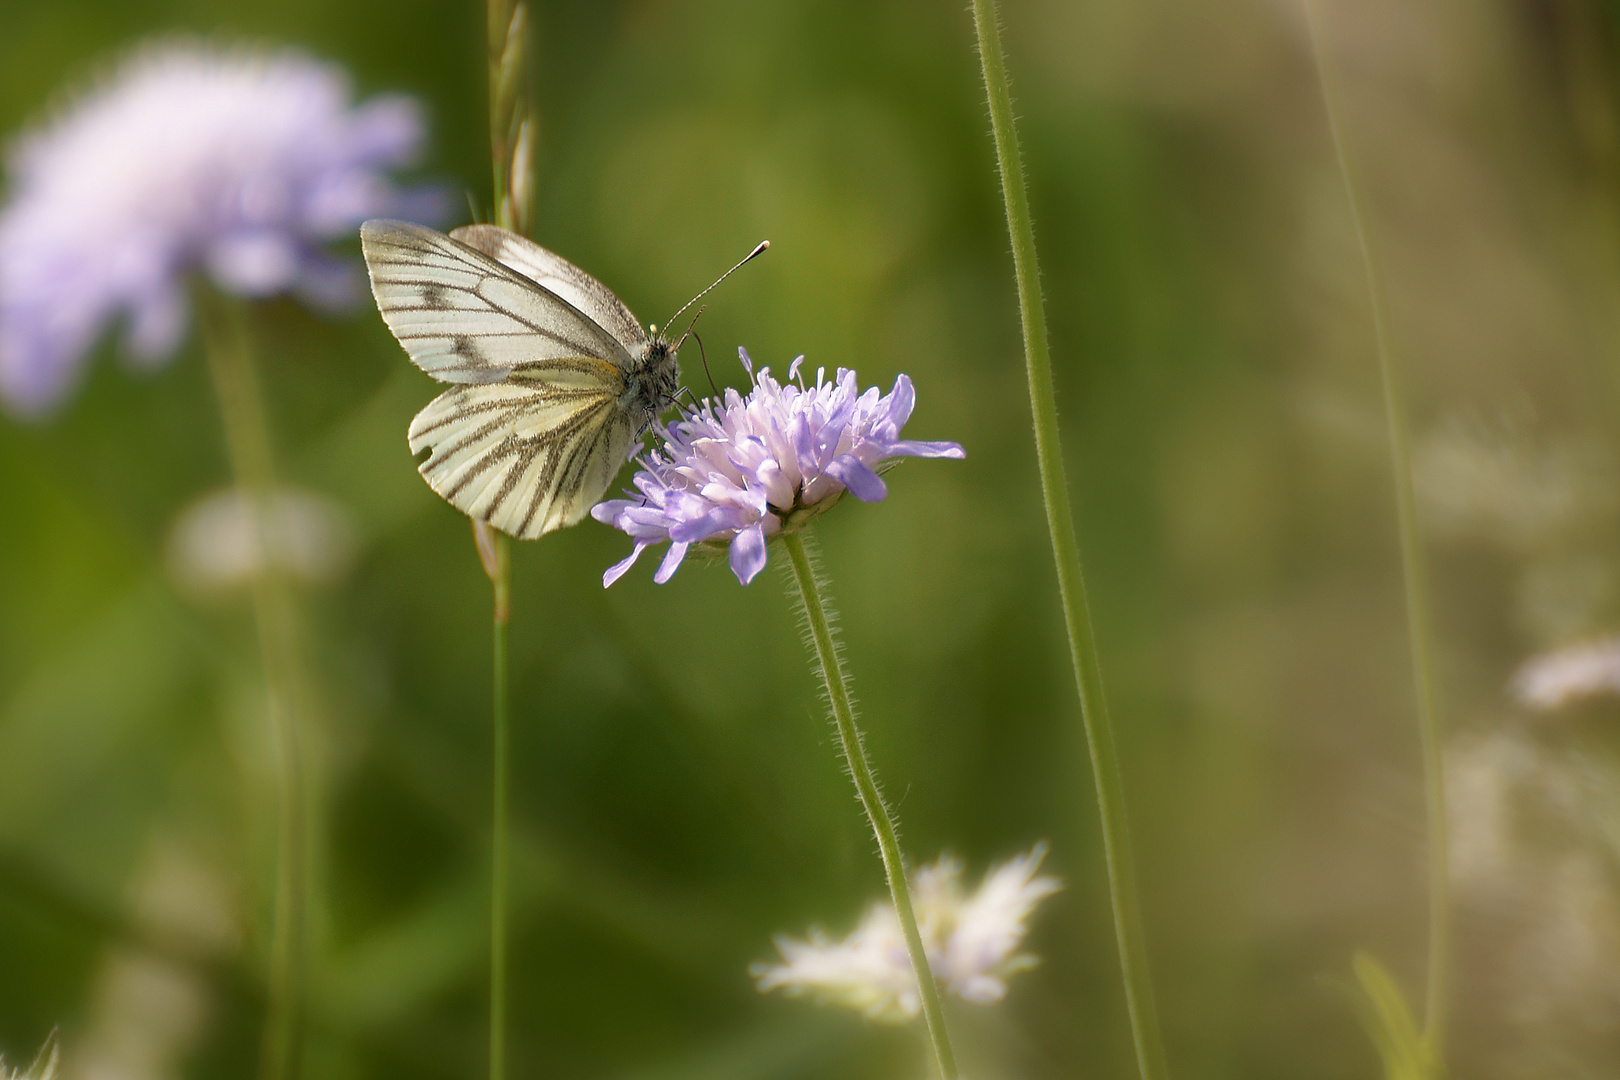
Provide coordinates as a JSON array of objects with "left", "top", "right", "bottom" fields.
[
  {"left": 361, "top": 219, "right": 634, "bottom": 383},
  {"left": 451, "top": 224, "right": 648, "bottom": 353},
  {"left": 407, "top": 359, "right": 640, "bottom": 539},
  {"left": 363, "top": 219, "right": 650, "bottom": 538}
]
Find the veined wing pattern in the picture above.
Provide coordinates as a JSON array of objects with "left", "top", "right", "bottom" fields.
[
  {"left": 361, "top": 219, "right": 633, "bottom": 382},
  {"left": 450, "top": 224, "right": 648, "bottom": 352},
  {"left": 361, "top": 219, "right": 650, "bottom": 540}
]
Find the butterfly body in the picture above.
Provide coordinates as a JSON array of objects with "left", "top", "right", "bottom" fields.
[
  {"left": 619, "top": 338, "right": 680, "bottom": 432},
  {"left": 361, "top": 219, "right": 679, "bottom": 539}
]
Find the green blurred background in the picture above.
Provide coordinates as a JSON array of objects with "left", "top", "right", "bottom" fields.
[{"left": 6, "top": 0, "right": 1620, "bottom": 1077}]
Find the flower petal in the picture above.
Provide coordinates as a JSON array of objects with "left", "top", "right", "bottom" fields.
[
  {"left": 887, "top": 439, "right": 966, "bottom": 459},
  {"left": 123, "top": 285, "right": 189, "bottom": 364},
  {"left": 653, "top": 541, "right": 690, "bottom": 584},
  {"left": 206, "top": 230, "right": 301, "bottom": 295},
  {"left": 602, "top": 540, "right": 650, "bottom": 588},
  {"left": 756, "top": 458, "right": 795, "bottom": 509},
  {"left": 730, "top": 522, "right": 769, "bottom": 585},
  {"left": 954, "top": 974, "right": 1008, "bottom": 1004},
  {"left": 668, "top": 505, "right": 743, "bottom": 544},
  {"left": 826, "top": 455, "right": 887, "bottom": 502},
  {"left": 885, "top": 374, "right": 916, "bottom": 429}
]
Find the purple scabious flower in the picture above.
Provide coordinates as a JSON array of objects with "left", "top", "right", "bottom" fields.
[
  {"left": 0, "top": 40, "right": 445, "bottom": 416},
  {"left": 591, "top": 348, "right": 965, "bottom": 587}
]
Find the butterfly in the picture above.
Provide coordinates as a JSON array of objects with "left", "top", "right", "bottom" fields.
[{"left": 360, "top": 219, "right": 766, "bottom": 539}]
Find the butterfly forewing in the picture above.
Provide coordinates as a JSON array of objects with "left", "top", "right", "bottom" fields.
[
  {"left": 408, "top": 358, "right": 639, "bottom": 539},
  {"left": 362, "top": 219, "right": 633, "bottom": 383},
  {"left": 452, "top": 224, "right": 648, "bottom": 352}
]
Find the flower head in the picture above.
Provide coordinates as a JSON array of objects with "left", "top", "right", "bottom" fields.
[
  {"left": 751, "top": 844, "right": 1060, "bottom": 1022},
  {"left": 591, "top": 349, "right": 964, "bottom": 587},
  {"left": 0, "top": 40, "right": 444, "bottom": 415},
  {"left": 1512, "top": 636, "right": 1620, "bottom": 711},
  {"left": 166, "top": 485, "right": 357, "bottom": 596}
]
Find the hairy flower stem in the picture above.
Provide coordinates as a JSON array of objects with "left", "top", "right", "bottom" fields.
[
  {"left": 483, "top": 1, "right": 529, "bottom": 1076},
  {"left": 1303, "top": 2, "right": 1449, "bottom": 1060},
  {"left": 968, "top": 5, "right": 1168, "bottom": 1079},
  {"left": 196, "top": 287, "right": 307, "bottom": 1080},
  {"left": 782, "top": 533, "right": 958, "bottom": 1080}
]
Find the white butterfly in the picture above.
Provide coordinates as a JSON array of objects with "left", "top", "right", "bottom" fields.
[{"left": 360, "top": 220, "right": 764, "bottom": 540}]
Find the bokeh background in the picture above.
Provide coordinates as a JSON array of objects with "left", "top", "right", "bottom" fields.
[{"left": 5, "top": 0, "right": 1620, "bottom": 1077}]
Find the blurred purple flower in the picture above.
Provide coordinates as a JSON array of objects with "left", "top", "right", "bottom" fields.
[
  {"left": 0, "top": 40, "right": 445, "bottom": 416},
  {"left": 592, "top": 348, "right": 964, "bottom": 587}
]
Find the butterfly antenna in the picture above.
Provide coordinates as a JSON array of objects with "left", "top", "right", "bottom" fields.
[
  {"left": 690, "top": 330, "right": 720, "bottom": 397},
  {"left": 662, "top": 240, "right": 770, "bottom": 338},
  {"left": 673, "top": 303, "right": 707, "bottom": 354}
]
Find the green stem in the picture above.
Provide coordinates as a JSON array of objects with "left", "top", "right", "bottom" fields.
[
  {"left": 196, "top": 286, "right": 306, "bottom": 1080},
  {"left": 488, "top": 529, "right": 511, "bottom": 1080},
  {"left": 781, "top": 533, "right": 957, "bottom": 1080},
  {"left": 483, "top": 0, "right": 528, "bottom": 1073},
  {"left": 1302, "top": 2, "right": 1449, "bottom": 1059},
  {"left": 968, "top": 5, "right": 1168, "bottom": 1078}
]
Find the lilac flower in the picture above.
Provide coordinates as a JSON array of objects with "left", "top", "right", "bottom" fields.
[
  {"left": 0, "top": 40, "right": 444, "bottom": 416},
  {"left": 751, "top": 845, "right": 1061, "bottom": 1022},
  {"left": 591, "top": 349, "right": 964, "bottom": 587}
]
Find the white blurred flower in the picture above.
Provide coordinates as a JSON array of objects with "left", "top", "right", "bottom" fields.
[
  {"left": 1511, "top": 637, "right": 1620, "bottom": 711},
  {"left": 79, "top": 952, "right": 204, "bottom": 1080},
  {"left": 1, "top": 1036, "right": 58, "bottom": 1080},
  {"left": 1446, "top": 731, "right": 1620, "bottom": 1034},
  {"left": 752, "top": 845, "right": 1060, "bottom": 1021},
  {"left": 75, "top": 841, "right": 238, "bottom": 1080},
  {"left": 1413, "top": 417, "right": 1612, "bottom": 552},
  {"left": 753, "top": 895, "right": 921, "bottom": 1020},
  {"left": 166, "top": 485, "right": 356, "bottom": 595}
]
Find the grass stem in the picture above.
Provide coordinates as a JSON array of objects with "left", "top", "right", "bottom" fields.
[
  {"left": 484, "top": 526, "right": 512, "bottom": 1080},
  {"left": 488, "top": 0, "right": 532, "bottom": 238},
  {"left": 968, "top": 5, "right": 1168, "bottom": 1078},
  {"left": 483, "top": 0, "right": 529, "bottom": 1074},
  {"left": 197, "top": 286, "right": 307, "bottom": 1080},
  {"left": 1302, "top": 2, "right": 1450, "bottom": 1059}
]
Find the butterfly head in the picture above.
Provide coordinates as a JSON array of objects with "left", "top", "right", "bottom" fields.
[
  {"left": 625, "top": 327, "right": 681, "bottom": 430},
  {"left": 624, "top": 242, "right": 769, "bottom": 431}
]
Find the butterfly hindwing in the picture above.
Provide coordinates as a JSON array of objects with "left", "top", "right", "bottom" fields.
[
  {"left": 361, "top": 219, "right": 634, "bottom": 383},
  {"left": 407, "top": 358, "right": 638, "bottom": 539}
]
